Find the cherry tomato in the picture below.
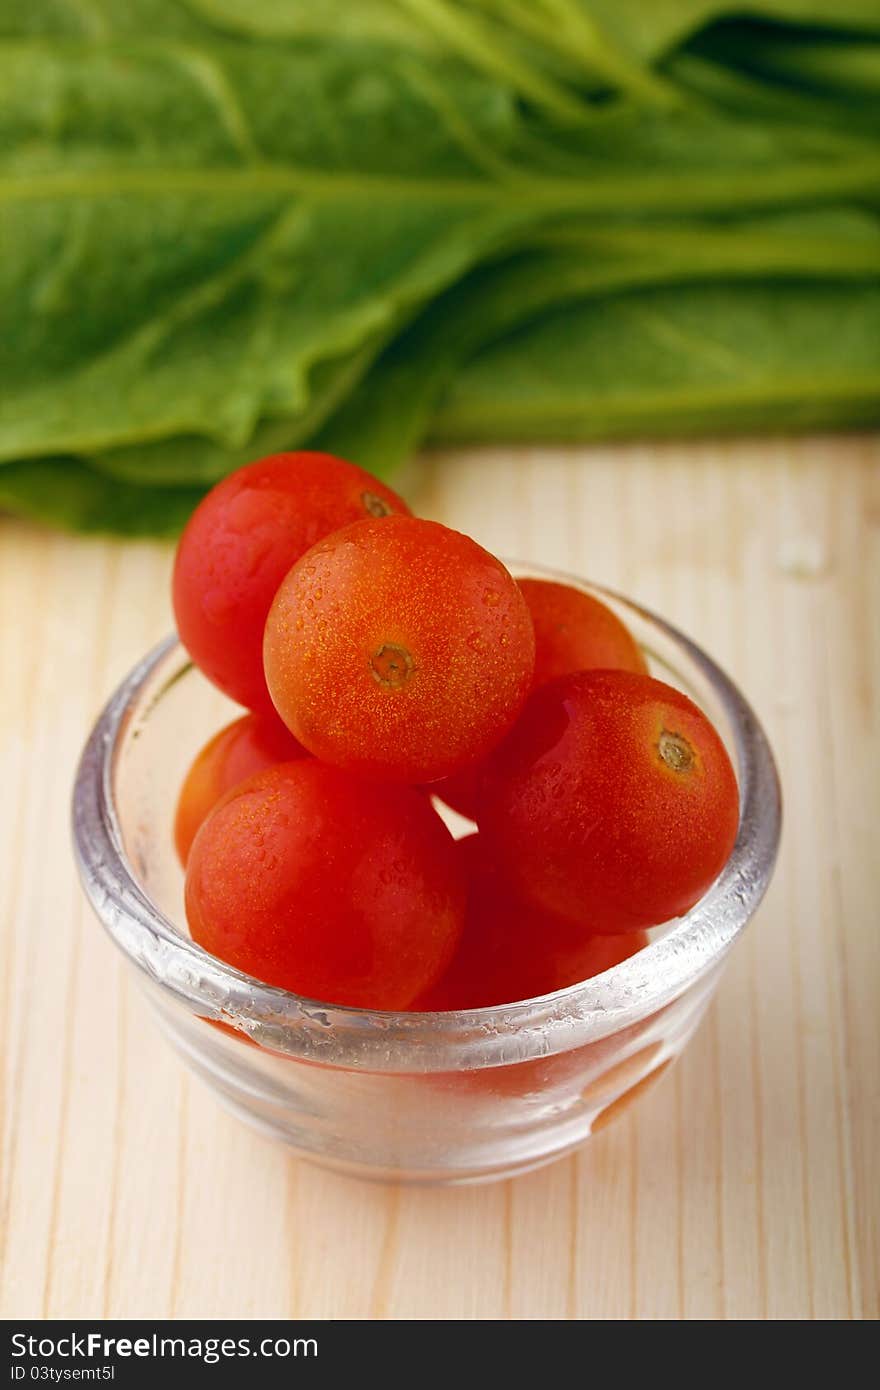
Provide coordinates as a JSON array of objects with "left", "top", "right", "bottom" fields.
[
  {"left": 174, "top": 712, "right": 306, "bottom": 865},
  {"left": 478, "top": 670, "right": 739, "bottom": 933},
  {"left": 519, "top": 578, "right": 646, "bottom": 686},
  {"left": 431, "top": 580, "right": 645, "bottom": 816},
  {"left": 263, "top": 517, "right": 535, "bottom": 783},
  {"left": 185, "top": 761, "right": 465, "bottom": 1009},
  {"left": 416, "top": 836, "right": 647, "bottom": 1009},
  {"left": 172, "top": 452, "right": 410, "bottom": 715}
]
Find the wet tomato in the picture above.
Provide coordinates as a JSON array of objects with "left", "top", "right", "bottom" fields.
[
  {"left": 416, "top": 835, "right": 647, "bottom": 1009},
  {"left": 519, "top": 578, "right": 646, "bottom": 687},
  {"left": 263, "top": 517, "right": 535, "bottom": 783},
  {"left": 173, "top": 712, "right": 306, "bottom": 865},
  {"left": 172, "top": 452, "right": 409, "bottom": 715},
  {"left": 185, "top": 761, "right": 465, "bottom": 1009},
  {"left": 478, "top": 670, "right": 739, "bottom": 934},
  {"left": 432, "top": 582, "right": 646, "bottom": 817}
]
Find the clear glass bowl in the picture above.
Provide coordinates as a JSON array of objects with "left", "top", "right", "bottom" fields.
[{"left": 72, "top": 565, "right": 781, "bottom": 1185}]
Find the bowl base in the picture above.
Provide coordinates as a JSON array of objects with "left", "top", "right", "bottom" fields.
[{"left": 218, "top": 1089, "right": 596, "bottom": 1186}]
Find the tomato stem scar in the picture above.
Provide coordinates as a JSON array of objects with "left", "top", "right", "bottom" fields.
[
  {"left": 361, "top": 491, "right": 393, "bottom": 518},
  {"left": 370, "top": 644, "right": 414, "bottom": 690},
  {"left": 658, "top": 729, "right": 694, "bottom": 773}
]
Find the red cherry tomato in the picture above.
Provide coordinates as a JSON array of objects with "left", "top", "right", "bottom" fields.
[
  {"left": 172, "top": 452, "right": 410, "bottom": 715},
  {"left": 479, "top": 670, "right": 739, "bottom": 934},
  {"left": 263, "top": 517, "right": 535, "bottom": 783},
  {"left": 185, "top": 762, "right": 465, "bottom": 1009},
  {"left": 174, "top": 712, "right": 306, "bottom": 865},
  {"left": 416, "top": 836, "right": 647, "bottom": 1009},
  {"left": 519, "top": 578, "right": 646, "bottom": 686},
  {"left": 432, "top": 581, "right": 645, "bottom": 817}
]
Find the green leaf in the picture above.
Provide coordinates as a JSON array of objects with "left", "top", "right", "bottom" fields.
[
  {"left": 86, "top": 337, "right": 384, "bottom": 485},
  {"left": 430, "top": 278, "right": 880, "bottom": 442},
  {"left": 1, "top": 35, "right": 549, "bottom": 464},
  {"left": 315, "top": 209, "right": 880, "bottom": 472},
  {"left": 3, "top": 2, "right": 880, "bottom": 535},
  {"left": 580, "top": 1, "right": 880, "bottom": 64},
  {"left": 689, "top": 22, "right": 880, "bottom": 100},
  {"left": 85, "top": 209, "right": 880, "bottom": 483},
  {"left": 4, "top": 25, "right": 880, "bottom": 462},
  {"left": 181, "top": 0, "right": 440, "bottom": 50},
  {"left": 0, "top": 456, "right": 200, "bottom": 537}
]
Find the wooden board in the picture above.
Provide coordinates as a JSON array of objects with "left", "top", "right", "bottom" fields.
[{"left": 1, "top": 434, "right": 877, "bottom": 1320}]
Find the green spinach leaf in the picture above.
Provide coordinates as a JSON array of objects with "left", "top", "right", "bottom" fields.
[
  {"left": 431, "top": 279, "right": 880, "bottom": 442},
  {"left": 2, "top": 1, "right": 880, "bottom": 534}
]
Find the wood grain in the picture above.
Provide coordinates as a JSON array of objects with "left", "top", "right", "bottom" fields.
[{"left": 1, "top": 435, "right": 877, "bottom": 1320}]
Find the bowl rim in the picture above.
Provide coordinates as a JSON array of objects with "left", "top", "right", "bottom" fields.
[{"left": 71, "top": 566, "right": 781, "bottom": 1071}]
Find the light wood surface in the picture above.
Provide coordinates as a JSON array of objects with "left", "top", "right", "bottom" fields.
[{"left": 1, "top": 435, "right": 877, "bottom": 1321}]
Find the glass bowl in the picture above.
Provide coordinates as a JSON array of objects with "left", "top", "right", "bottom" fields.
[{"left": 72, "top": 565, "right": 781, "bottom": 1185}]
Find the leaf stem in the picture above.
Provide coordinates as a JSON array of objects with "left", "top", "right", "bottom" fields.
[
  {"left": 536, "top": 0, "right": 683, "bottom": 108},
  {"left": 391, "top": 0, "right": 594, "bottom": 122},
  {"left": 5, "top": 155, "right": 880, "bottom": 217}
]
